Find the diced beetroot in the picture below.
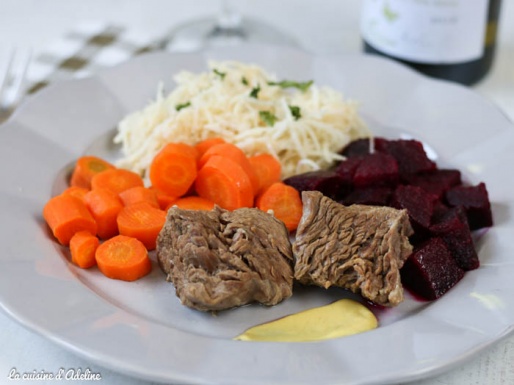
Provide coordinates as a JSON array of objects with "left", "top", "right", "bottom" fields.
[
  {"left": 378, "top": 139, "right": 436, "bottom": 176},
  {"left": 445, "top": 182, "right": 493, "bottom": 230},
  {"left": 431, "top": 200, "right": 451, "bottom": 224},
  {"left": 334, "top": 156, "right": 362, "bottom": 185},
  {"left": 391, "top": 185, "right": 437, "bottom": 234},
  {"left": 403, "top": 169, "right": 462, "bottom": 199},
  {"left": 401, "top": 237, "right": 464, "bottom": 300},
  {"left": 353, "top": 152, "right": 399, "bottom": 188},
  {"left": 339, "top": 137, "right": 389, "bottom": 158},
  {"left": 341, "top": 187, "right": 393, "bottom": 206},
  {"left": 430, "top": 207, "right": 479, "bottom": 271},
  {"left": 283, "top": 170, "right": 349, "bottom": 201},
  {"left": 339, "top": 138, "right": 372, "bottom": 157}
]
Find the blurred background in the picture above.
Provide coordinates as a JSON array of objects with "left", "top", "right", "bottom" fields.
[{"left": 1, "top": 0, "right": 513, "bottom": 116}]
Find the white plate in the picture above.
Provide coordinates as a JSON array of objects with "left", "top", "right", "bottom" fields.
[{"left": 1, "top": 45, "right": 513, "bottom": 385}]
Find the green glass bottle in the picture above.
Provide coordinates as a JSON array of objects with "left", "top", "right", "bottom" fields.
[{"left": 361, "top": 0, "right": 502, "bottom": 85}]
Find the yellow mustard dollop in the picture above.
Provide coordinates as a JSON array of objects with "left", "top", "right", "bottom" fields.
[{"left": 234, "top": 299, "right": 378, "bottom": 342}]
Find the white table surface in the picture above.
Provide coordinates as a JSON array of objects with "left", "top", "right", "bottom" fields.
[{"left": 1, "top": 1, "right": 513, "bottom": 384}]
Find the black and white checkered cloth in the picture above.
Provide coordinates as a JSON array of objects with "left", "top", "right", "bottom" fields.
[{"left": 25, "top": 21, "right": 161, "bottom": 95}]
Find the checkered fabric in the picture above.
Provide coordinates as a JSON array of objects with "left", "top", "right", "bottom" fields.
[{"left": 24, "top": 21, "right": 161, "bottom": 95}]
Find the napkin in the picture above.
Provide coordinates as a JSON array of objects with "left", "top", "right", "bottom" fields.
[{"left": 24, "top": 21, "right": 161, "bottom": 96}]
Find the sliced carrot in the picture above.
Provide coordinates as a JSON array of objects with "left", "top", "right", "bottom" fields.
[
  {"left": 248, "top": 153, "right": 282, "bottom": 193},
  {"left": 194, "top": 137, "right": 226, "bottom": 157},
  {"left": 84, "top": 188, "right": 124, "bottom": 239},
  {"left": 256, "top": 182, "right": 303, "bottom": 232},
  {"left": 195, "top": 155, "right": 254, "bottom": 211},
  {"left": 169, "top": 196, "right": 215, "bottom": 211},
  {"left": 70, "top": 156, "right": 115, "bottom": 189},
  {"left": 119, "top": 186, "right": 159, "bottom": 209},
  {"left": 117, "top": 202, "right": 167, "bottom": 250},
  {"left": 150, "top": 187, "right": 179, "bottom": 211},
  {"left": 43, "top": 194, "right": 97, "bottom": 245},
  {"left": 95, "top": 235, "right": 151, "bottom": 281},
  {"left": 61, "top": 186, "right": 89, "bottom": 203},
  {"left": 198, "top": 143, "right": 260, "bottom": 195},
  {"left": 149, "top": 142, "right": 198, "bottom": 197},
  {"left": 91, "top": 168, "right": 144, "bottom": 195},
  {"left": 69, "top": 231, "right": 100, "bottom": 269}
]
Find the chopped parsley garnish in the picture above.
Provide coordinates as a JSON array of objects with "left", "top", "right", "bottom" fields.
[
  {"left": 213, "top": 69, "right": 226, "bottom": 80},
  {"left": 259, "top": 111, "right": 277, "bottom": 126},
  {"left": 241, "top": 77, "right": 249, "bottom": 85},
  {"left": 175, "top": 101, "right": 191, "bottom": 111},
  {"left": 250, "top": 84, "right": 261, "bottom": 99},
  {"left": 267, "top": 80, "right": 313, "bottom": 92},
  {"left": 289, "top": 105, "right": 301, "bottom": 120}
]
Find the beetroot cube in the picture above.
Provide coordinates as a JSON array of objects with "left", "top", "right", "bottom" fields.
[
  {"left": 283, "top": 170, "right": 349, "bottom": 201},
  {"left": 339, "top": 138, "right": 372, "bottom": 157},
  {"left": 401, "top": 237, "right": 464, "bottom": 300},
  {"left": 430, "top": 207, "right": 479, "bottom": 271},
  {"left": 339, "top": 137, "right": 389, "bottom": 158},
  {"left": 404, "top": 169, "right": 462, "bottom": 199},
  {"left": 391, "top": 185, "right": 437, "bottom": 234},
  {"left": 378, "top": 139, "right": 436, "bottom": 176},
  {"left": 431, "top": 201, "right": 451, "bottom": 224},
  {"left": 334, "top": 156, "right": 362, "bottom": 185},
  {"left": 353, "top": 152, "right": 399, "bottom": 188},
  {"left": 445, "top": 182, "right": 493, "bottom": 230},
  {"left": 341, "top": 187, "right": 393, "bottom": 206}
]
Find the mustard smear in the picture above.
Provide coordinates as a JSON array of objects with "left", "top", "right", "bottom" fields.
[{"left": 234, "top": 299, "right": 378, "bottom": 342}]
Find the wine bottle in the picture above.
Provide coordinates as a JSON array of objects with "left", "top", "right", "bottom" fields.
[{"left": 360, "top": 0, "right": 502, "bottom": 85}]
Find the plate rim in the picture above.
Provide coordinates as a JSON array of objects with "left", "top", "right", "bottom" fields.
[{"left": 1, "top": 45, "right": 514, "bottom": 385}]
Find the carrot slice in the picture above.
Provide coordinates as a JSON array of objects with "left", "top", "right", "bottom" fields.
[
  {"left": 61, "top": 186, "right": 89, "bottom": 203},
  {"left": 84, "top": 188, "right": 124, "bottom": 239},
  {"left": 169, "top": 196, "right": 215, "bottom": 211},
  {"left": 70, "top": 156, "right": 115, "bottom": 189},
  {"left": 43, "top": 194, "right": 97, "bottom": 245},
  {"left": 248, "top": 153, "right": 282, "bottom": 194},
  {"left": 195, "top": 137, "right": 226, "bottom": 157},
  {"left": 149, "top": 142, "right": 198, "bottom": 197},
  {"left": 195, "top": 155, "right": 254, "bottom": 211},
  {"left": 119, "top": 186, "right": 159, "bottom": 209},
  {"left": 69, "top": 231, "right": 100, "bottom": 268},
  {"left": 117, "top": 202, "right": 167, "bottom": 250},
  {"left": 91, "top": 168, "right": 144, "bottom": 195},
  {"left": 150, "top": 187, "right": 178, "bottom": 211},
  {"left": 95, "top": 235, "right": 151, "bottom": 281},
  {"left": 256, "top": 182, "right": 303, "bottom": 232},
  {"left": 198, "top": 143, "right": 260, "bottom": 195}
]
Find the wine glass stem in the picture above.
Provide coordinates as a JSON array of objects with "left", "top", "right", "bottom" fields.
[{"left": 213, "top": 0, "right": 244, "bottom": 35}]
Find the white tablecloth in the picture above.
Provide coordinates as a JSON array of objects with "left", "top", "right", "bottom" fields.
[{"left": 1, "top": 1, "right": 513, "bottom": 384}]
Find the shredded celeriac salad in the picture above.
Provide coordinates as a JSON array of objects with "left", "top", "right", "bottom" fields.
[{"left": 114, "top": 61, "right": 370, "bottom": 178}]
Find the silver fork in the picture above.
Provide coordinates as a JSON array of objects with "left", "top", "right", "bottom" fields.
[{"left": 0, "top": 49, "right": 32, "bottom": 124}]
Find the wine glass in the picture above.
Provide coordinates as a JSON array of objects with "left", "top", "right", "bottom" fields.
[{"left": 161, "top": 0, "right": 298, "bottom": 52}]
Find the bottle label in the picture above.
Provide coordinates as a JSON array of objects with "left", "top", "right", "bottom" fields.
[{"left": 361, "top": 0, "right": 489, "bottom": 63}]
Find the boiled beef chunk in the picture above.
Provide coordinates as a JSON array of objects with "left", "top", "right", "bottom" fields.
[
  {"left": 293, "top": 191, "right": 413, "bottom": 307},
  {"left": 445, "top": 182, "right": 493, "bottom": 230},
  {"left": 401, "top": 237, "right": 464, "bottom": 300},
  {"left": 156, "top": 206, "right": 294, "bottom": 311},
  {"left": 283, "top": 170, "right": 349, "bottom": 201},
  {"left": 430, "top": 207, "right": 479, "bottom": 271}
]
